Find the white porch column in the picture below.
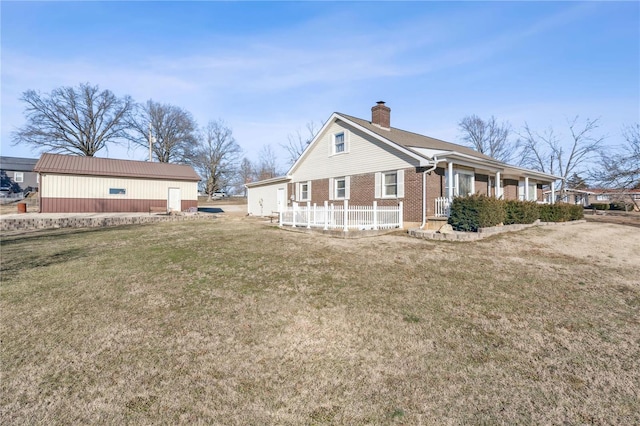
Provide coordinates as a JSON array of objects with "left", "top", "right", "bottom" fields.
[
  {"left": 495, "top": 171, "right": 501, "bottom": 199},
  {"left": 447, "top": 162, "right": 454, "bottom": 199},
  {"left": 551, "top": 181, "right": 556, "bottom": 204},
  {"left": 524, "top": 177, "right": 529, "bottom": 201}
]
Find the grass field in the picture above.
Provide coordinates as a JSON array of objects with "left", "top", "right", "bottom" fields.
[{"left": 1, "top": 218, "right": 639, "bottom": 424}]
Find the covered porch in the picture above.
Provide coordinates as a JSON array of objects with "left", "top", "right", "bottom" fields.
[{"left": 421, "top": 154, "right": 559, "bottom": 218}]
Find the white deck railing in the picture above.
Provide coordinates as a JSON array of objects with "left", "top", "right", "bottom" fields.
[
  {"left": 435, "top": 197, "right": 451, "bottom": 217},
  {"left": 280, "top": 200, "right": 403, "bottom": 231}
]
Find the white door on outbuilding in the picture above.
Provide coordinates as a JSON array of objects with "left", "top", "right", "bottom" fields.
[
  {"left": 276, "top": 188, "right": 285, "bottom": 212},
  {"left": 168, "top": 188, "right": 181, "bottom": 212}
]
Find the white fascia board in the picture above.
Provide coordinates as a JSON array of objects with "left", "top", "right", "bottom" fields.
[
  {"left": 288, "top": 113, "right": 433, "bottom": 175},
  {"left": 408, "top": 147, "right": 451, "bottom": 159},
  {"left": 245, "top": 175, "right": 291, "bottom": 188},
  {"left": 432, "top": 150, "right": 561, "bottom": 182}
]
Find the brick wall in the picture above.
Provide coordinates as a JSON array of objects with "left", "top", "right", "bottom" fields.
[
  {"left": 425, "top": 168, "right": 446, "bottom": 217},
  {"left": 293, "top": 167, "right": 424, "bottom": 223},
  {"left": 503, "top": 179, "right": 519, "bottom": 200},
  {"left": 475, "top": 174, "right": 489, "bottom": 195}
]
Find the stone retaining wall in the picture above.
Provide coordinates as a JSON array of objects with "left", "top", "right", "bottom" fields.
[
  {"left": 1, "top": 214, "right": 216, "bottom": 233},
  {"left": 409, "top": 219, "right": 586, "bottom": 241}
]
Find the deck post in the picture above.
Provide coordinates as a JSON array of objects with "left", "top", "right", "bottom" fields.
[
  {"left": 398, "top": 201, "right": 403, "bottom": 228},
  {"left": 324, "top": 201, "right": 329, "bottom": 230},
  {"left": 373, "top": 201, "right": 378, "bottom": 230},
  {"left": 292, "top": 202, "right": 297, "bottom": 228},
  {"left": 343, "top": 199, "right": 349, "bottom": 232}
]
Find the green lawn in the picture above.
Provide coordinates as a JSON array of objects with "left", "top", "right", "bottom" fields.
[{"left": 1, "top": 219, "right": 639, "bottom": 424}]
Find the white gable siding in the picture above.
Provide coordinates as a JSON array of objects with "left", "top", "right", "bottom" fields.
[{"left": 292, "top": 121, "right": 419, "bottom": 181}]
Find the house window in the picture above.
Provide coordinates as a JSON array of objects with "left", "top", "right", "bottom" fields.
[
  {"left": 109, "top": 188, "right": 126, "bottom": 195},
  {"left": 383, "top": 172, "right": 397, "bottom": 197},
  {"left": 335, "top": 177, "right": 346, "bottom": 199},
  {"left": 596, "top": 194, "right": 608, "bottom": 201},
  {"left": 335, "top": 132, "right": 345, "bottom": 153},
  {"left": 298, "top": 181, "right": 310, "bottom": 201},
  {"left": 519, "top": 180, "right": 538, "bottom": 201},
  {"left": 445, "top": 168, "right": 475, "bottom": 197},
  {"left": 14, "top": 172, "right": 24, "bottom": 183},
  {"left": 331, "top": 131, "right": 349, "bottom": 155}
]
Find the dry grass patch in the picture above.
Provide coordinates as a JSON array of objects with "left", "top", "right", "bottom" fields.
[{"left": 1, "top": 220, "right": 639, "bottom": 424}]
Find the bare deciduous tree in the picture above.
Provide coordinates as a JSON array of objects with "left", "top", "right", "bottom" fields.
[
  {"left": 12, "top": 83, "right": 133, "bottom": 156},
  {"left": 591, "top": 123, "right": 640, "bottom": 210},
  {"left": 233, "top": 157, "right": 255, "bottom": 197},
  {"left": 458, "top": 115, "right": 514, "bottom": 162},
  {"left": 192, "top": 120, "right": 241, "bottom": 200},
  {"left": 255, "top": 145, "right": 281, "bottom": 180},
  {"left": 517, "top": 116, "right": 605, "bottom": 193},
  {"left": 126, "top": 100, "right": 198, "bottom": 163},
  {"left": 281, "top": 121, "right": 322, "bottom": 166}
]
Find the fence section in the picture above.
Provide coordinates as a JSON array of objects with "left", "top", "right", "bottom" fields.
[
  {"left": 280, "top": 200, "right": 403, "bottom": 231},
  {"left": 435, "top": 197, "right": 451, "bottom": 218}
]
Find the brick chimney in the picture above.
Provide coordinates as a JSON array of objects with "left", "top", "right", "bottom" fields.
[{"left": 371, "top": 101, "right": 391, "bottom": 129}]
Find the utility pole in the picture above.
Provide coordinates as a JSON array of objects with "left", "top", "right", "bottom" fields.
[{"left": 148, "top": 123, "right": 153, "bottom": 162}]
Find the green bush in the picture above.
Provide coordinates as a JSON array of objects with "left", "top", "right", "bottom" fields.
[
  {"left": 589, "top": 203, "right": 610, "bottom": 210},
  {"left": 568, "top": 204, "right": 584, "bottom": 221},
  {"left": 449, "top": 197, "right": 583, "bottom": 231},
  {"left": 448, "top": 195, "right": 505, "bottom": 232},
  {"left": 609, "top": 202, "right": 632, "bottom": 211},
  {"left": 539, "top": 203, "right": 583, "bottom": 222},
  {"left": 504, "top": 200, "right": 539, "bottom": 225}
]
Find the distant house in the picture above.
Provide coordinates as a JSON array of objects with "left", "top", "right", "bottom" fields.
[
  {"left": 247, "top": 101, "right": 560, "bottom": 229},
  {"left": 546, "top": 187, "right": 640, "bottom": 210},
  {"left": 0, "top": 156, "right": 39, "bottom": 194},
  {"left": 34, "top": 153, "right": 200, "bottom": 213}
]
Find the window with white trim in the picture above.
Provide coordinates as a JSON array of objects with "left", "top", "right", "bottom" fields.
[
  {"left": 518, "top": 179, "right": 538, "bottom": 201},
  {"left": 445, "top": 168, "right": 475, "bottom": 197},
  {"left": 297, "top": 181, "right": 311, "bottom": 201},
  {"left": 330, "top": 131, "right": 349, "bottom": 155},
  {"left": 14, "top": 172, "right": 24, "bottom": 183},
  {"left": 335, "top": 177, "right": 346, "bottom": 198},
  {"left": 375, "top": 170, "right": 405, "bottom": 198},
  {"left": 329, "top": 176, "right": 350, "bottom": 200}
]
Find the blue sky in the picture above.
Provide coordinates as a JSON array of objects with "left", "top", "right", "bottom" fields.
[{"left": 1, "top": 1, "right": 638, "bottom": 169}]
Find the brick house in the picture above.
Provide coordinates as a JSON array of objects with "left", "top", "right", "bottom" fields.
[{"left": 247, "top": 102, "right": 559, "bottom": 228}]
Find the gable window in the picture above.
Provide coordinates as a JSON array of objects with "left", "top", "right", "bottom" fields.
[
  {"left": 297, "top": 181, "right": 311, "bottom": 201},
  {"left": 109, "top": 188, "right": 126, "bottom": 195},
  {"left": 329, "top": 176, "right": 350, "bottom": 200},
  {"left": 375, "top": 170, "right": 405, "bottom": 198},
  {"left": 330, "top": 131, "right": 349, "bottom": 155},
  {"left": 335, "top": 133, "right": 345, "bottom": 153},
  {"left": 14, "top": 172, "right": 24, "bottom": 183}
]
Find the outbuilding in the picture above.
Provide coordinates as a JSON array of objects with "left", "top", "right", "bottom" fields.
[{"left": 34, "top": 153, "right": 200, "bottom": 213}]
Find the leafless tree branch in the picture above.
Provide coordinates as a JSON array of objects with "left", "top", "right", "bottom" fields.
[{"left": 12, "top": 83, "right": 133, "bottom": 156}]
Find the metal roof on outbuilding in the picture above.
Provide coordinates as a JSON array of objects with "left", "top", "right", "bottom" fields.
[{"left": 34, "top": 153, "right": 201, "bottom": 181}]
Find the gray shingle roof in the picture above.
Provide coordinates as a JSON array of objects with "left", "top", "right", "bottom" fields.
[
  {"left": 338, "top": 113, "right": 496, "bottom": 161},
  {"left": 34, "top": 153, "right": 200, "bottom": 181}
]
